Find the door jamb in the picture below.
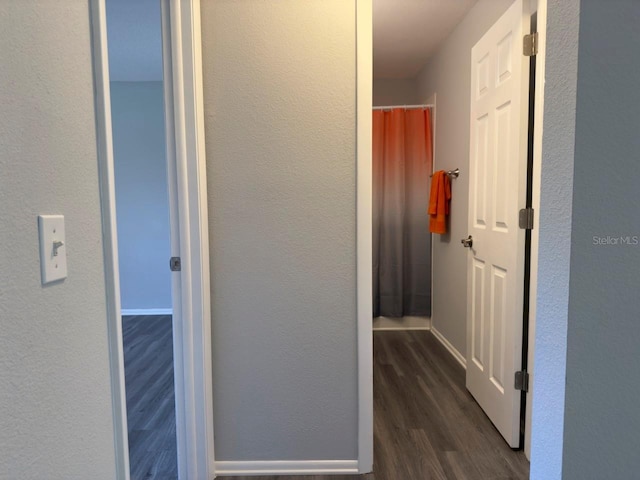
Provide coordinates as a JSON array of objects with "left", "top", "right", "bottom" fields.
[
  {"left": 90, "top": 0, "right": 214, "bottom": 478},
  {"left": 160, "top": 1, "right": 187, "bottom": 475},
  {"left": 524, "top": 0, "right": 547, "bottom": 459},
  {"left": 164, "top": 1, "right": 215, "bottom": 477},
  {"left": 89, "top": 2, "right": 129, "bottom": 478},
  {"left": 356, "top": 0, "right": 374, "bottom": 473}
]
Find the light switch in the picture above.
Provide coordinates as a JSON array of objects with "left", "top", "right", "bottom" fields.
[{"left": 38, "top": 215, "right": 67, "bottom": 284}]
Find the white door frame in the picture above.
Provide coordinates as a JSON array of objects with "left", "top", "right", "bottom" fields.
[
  {"left": 90, "top": 0, "right": 214, "bottom": 479},
  {"left": 524, "top": 0, "right": 547, "bottom": 459},
  {"left": 355, "top": 0, "right": 374, "bottom": 473},
  {"left": 355, "top": 0, "right": 547, "bottom": 468}
]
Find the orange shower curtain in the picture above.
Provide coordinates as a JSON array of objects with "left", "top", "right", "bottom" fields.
[{"left": 373, "top": 108, "right": 433, "bottom": 318}]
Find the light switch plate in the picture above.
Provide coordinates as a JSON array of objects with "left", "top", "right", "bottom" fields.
[{"left": 38, "top": 215, "right": 67, "bottom": 284}]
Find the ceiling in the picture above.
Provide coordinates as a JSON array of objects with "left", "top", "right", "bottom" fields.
[
  {"left": 373, "top": 0, "right": 478, "bottom": 79},
  {"left": 106, "top": 0, "right": 163, "bottom": 82},
  {"left": 106, "top": 0, "right": 477, "bottom": 82}
]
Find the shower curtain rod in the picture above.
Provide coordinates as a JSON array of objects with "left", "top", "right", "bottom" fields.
[{"left": 372, "top": 104, "right": 434, "bottom": 110}]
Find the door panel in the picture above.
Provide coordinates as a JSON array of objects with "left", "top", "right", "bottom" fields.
[
  {"left": 466, "top": 0, "right": 530, "bottom": 448},
  {"left": 471, "top": 258, "right": 486, "bottom": 371}
]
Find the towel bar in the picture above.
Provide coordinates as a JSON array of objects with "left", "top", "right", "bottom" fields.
[{"left": 430, "top": 168, "right": 460, "bottom": 179}]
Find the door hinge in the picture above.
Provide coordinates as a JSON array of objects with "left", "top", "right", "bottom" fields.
[
  {"left": 519, "top": 207, "right": 535, "bottom": 230},
  {"left": 523, "top": 32, "right": 538, "bottom": 56},
  {"left": 170, "top": 256, "right": 181, "bottom": 272},
  {"left": 515, "top": 370, "right": 530, "bottom": 392}
]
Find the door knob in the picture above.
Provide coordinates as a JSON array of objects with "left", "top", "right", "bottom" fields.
[{"left": 461, "top": 235, "right": 473, "bottom": 248}]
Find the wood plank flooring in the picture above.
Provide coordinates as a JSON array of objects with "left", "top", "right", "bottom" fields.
[
  {"left": 121, "top": 317, "right": 528, "bottom": 479},
  {"left": 219, "top": 331, "right": 529, "bottom": 480},
  {"left": 122, "top": 315, "right": 178, "bottom": 480}
]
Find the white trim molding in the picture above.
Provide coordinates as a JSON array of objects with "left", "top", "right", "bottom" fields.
[
  {"left": 121, "top": 308, "right": 173, "bottom": 316},
  {"left": 165, "top": 0, "right": 215, "bottom": 478},
  {"left": 89, "top": 1, "right": 130, "bottom": 479},
  {"left": 159, "top": 1, "right": 188, "bottom": 477},
  {"left": 431, "top": 327, "right": 467, "bottom": 370},
  {"left": 525, "top": 0, "right": 547, "bottom": 460},
  {"left": 356, "top": 0, "right": 374, "bottom": 475},
  {"left": 214, "top": 460, "right": 359, "bottom": 477}
]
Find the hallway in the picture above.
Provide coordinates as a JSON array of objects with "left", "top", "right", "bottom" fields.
[{"left": 219, "top": 331, "right": 529, "bottom": 480}]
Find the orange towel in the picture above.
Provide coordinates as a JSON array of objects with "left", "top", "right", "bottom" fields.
[{"left": 428, "top": 170, "right": 451, "bottom": 234}]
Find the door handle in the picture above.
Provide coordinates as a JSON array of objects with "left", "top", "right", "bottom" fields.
[{"left": 461, "top": 235, "right": 473, "bottom": 248}]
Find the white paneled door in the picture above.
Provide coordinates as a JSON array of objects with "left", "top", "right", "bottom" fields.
[{"left": 465, "top": 0, "right": 530, "bottom": 448}]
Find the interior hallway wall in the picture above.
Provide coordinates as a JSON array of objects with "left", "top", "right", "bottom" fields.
[
  {"left": 373, "top": 77, "right": 419, "bottom": 106},
  {"left": 0, "top": 1, "right": 117, "bottom": 478},
  {"left": 200, "top": 0, "right": 358, "bottom": 462},
  {"left": 414, "top": 0, "right": 514, "bottom": 357},
  {"left": 111, "top": 81, "right": 172, "bottom": 312},
  {"left": 561, "top": 0, "right": 640, "bottom": 477}
]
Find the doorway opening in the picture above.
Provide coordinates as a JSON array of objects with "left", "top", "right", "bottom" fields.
[
  {"left": 367, "top": 0, "right": 540, "bottom": 475},
  {"left": 106, "top": 0, "right": 176, "bottom": 477},
  {"left": 93, "top": 0, "right": 214, "bottom": 478}
]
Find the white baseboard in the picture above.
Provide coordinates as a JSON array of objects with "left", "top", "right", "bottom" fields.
[
  {"left": 373, "top": 316, "right": 431, "bottom": 331},
  {"left": 214, "top": 460, "right": 359, "bottom": 476},
  {"left": 431, "top": 326, "right": 466, "bottom": 369},
  {"left": 121, "top": 308, "right": 173, "bottom": 316}
]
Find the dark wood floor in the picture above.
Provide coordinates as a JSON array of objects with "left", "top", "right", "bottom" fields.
[
  {"left": 123, "top": 315, "right": 178, "bottom": 480},
  {"left": 122, "top": 318, "right": 528, "bottom": 480},
  {"left": 220, "top": 331, "right": 529, "bottom": 480}
]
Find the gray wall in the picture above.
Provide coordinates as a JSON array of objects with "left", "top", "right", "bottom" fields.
[
  {"left": 0, "top": 1, "right": 117, "bottom": 478},
  {"left": 561, "top": 0, "right": 640, "bottom": 477},
  {"left": 373, "top": 77, "right": 419, "bottom": 106},
  {"left": 414, "top": 0, "right": 514, "bottom": 356},
  {"left": 111, "top": 81, "right": 172, "bottom": 311},
  {"left": 201, "top": 0, "right": 358, "bottom": 461}
]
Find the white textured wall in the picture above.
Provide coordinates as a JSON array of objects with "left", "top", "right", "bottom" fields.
[
  {"left": 372, "top": 77, "right": 419, "bottom": 106},
  {"left": 561, "top": 0, "right": 640, "bottom": 477},
  {"left": 201, "top": 0, "right": 358, "bottom": 461},
  {"left": 528, "top": 0, "right": 580, "bottom": 478},
  {"left": 414, "top": 0, "right": 513, "bottom": 356},
  {"left": 0, "top": 1, "right": 116, "bottom": 479}
]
